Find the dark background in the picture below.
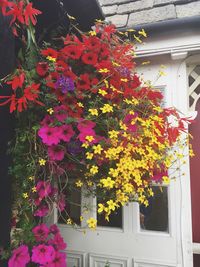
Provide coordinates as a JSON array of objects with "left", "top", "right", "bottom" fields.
[{"left": 0, "top": 1, "right": 104, "bottom": 266}]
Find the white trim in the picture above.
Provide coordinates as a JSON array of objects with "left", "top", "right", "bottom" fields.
[{"left": 193, "top": 243, "right": 200, "bottom": 255}]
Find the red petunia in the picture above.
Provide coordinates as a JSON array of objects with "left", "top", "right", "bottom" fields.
[
  {"left": 84, "top": 36, "right": 101, "bottom": 51},
  {"left": 62, "top": 45, "right": 82, "bottom": 60},
  {"left": 76, "top": 73, "right": 90, "bottom": 90},
  {"left": 36, "top": 62, "right": 49, "bottom": 77},
  {"left": 82, "top": 52, "right": 98, "bottom": 65},
  {"left": 41, "top": 48, "right": 58, "bottom": 59}
]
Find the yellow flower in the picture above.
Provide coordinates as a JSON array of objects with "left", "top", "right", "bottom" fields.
[
  {"left": 77, "top": 102, "right": 84, "bottom": 108},
  {"left": 85, "top": 135, "right": 95, "bottom": 142},
  {"left": 98, "top": 203, "right": 105, "bottom": 213},
  {"left": 32, "top": 187, "right": 37, "bottom": 193},
  {"left": 98, "top": 89, "right": 107, "bottom": 96},
  {"left": 120, "top": 78, "right": 128, "bottom": 82},
  {"left": 90, "top": 165, "right": 99, "bottom": 175},
  {"left": 87, "top": 217, "right": 97, "bottom": 229},
  {"left": 86, "top": 152, "right": 94, "bottom": 160},
  {"left": 28, "top": 176, "right": 34, "bottom": 181},
  {"left": 89, "top": 108, "right": 98, "bottom": 116},
  {"left": 108, "top": 130, "right": 119, "bottom": 139},
  {"left": 162, "top": 176, "right": 170, "bottom": 185},
  {"left": 159, "top": 70, "right": 166, "bottom": 76},
  {"left": 100, "top": 177, "right": 115, "bottom": 189},
  {"left": 82, "top": 142, "right": 89, "bottom": 148},
  {"left": 47, "top": 108, "right": 54, "bottom": 115},
  {"left": 46, "top": 56, "right": 56, "bottom": 62},
  {"left": 89, "top": 30, "right": 96, "bottom": 36},
  {"left": 67, "top": 218, "right": 73, "bottom": 225},
  {"left": 107, "top": 200, "right": 116, "bottom": 211},
  {"left": 109, "top": 168, "right": 118, "bottom": 177},
  {"left": 138, "top": 29, "right": 147, "bottom": 37},
  {"left": 93, "top": 144, "right": 103, "bottom": 154},
  {"left": 39, "top": 159, "right": 46, "bottom": 166},
  {"left": 100, "top": 104, "right": 113, "bottom": 113},
  {"left": 98, "top": 68, "right": 110, "bottom": 73},
  {"left": 76, "top": 180, "right": 83, "bottom": 187},
  {"left": 80, "top": 216, "right": 84, "bottom": 222},
  {"left": 23, "top": 193, "right": 28, "bottom": 199},
  {"left": 112, "top": 61, "right": 120, "bottom": 67}
]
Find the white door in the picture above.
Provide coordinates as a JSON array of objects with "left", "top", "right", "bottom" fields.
[{"left": 55, "top": 56, "right": 193, "bottom": 267}]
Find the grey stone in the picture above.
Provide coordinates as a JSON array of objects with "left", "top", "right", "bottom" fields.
[
  {"left": 117, "top": 0, "right": 154, "bottom": 14},
  {"left": 102, "top": 4, "right": 118, "bottom": 15},
  {"left": 154, "top": 0, "right": 192, "bottom": 5},
  {"left": 106, "top": 14, "right": 129, "bottom": 27},
  {"left": 99, "top": 0, "right": 131, "bottom": 6},
  {"left": 176, "top": 1, "right": 200, "bottom": 18},
  {"left": 128, "top": 4, "right": 176, "bottom": 26}
]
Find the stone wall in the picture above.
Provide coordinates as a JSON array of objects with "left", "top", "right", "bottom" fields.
[{"left": 98, "top": 0, "right": 200, "bottom": 27}]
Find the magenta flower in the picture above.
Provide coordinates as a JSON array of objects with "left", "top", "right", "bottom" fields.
[
  {"left": 48, "top": 233, "right": 67, "bottom": 250},
  {"left": 38, "top": 126, "right": 61, "bottom": 146},
  {"left": 32, "top": 223, "right": 49, "bottom": 242},
  {"left": 48, "top": 145, "right": 65, "bottom": 161},
  {"left": 36, "top": 181, "right": 52, "bottom": 199},
  {"left": 47, "top": 251, "right": 66, "bottom": 267},
  {"left": 77, "top": 120, "right": 96, "bottom": 131},
  {"left": 8, "top": 245, "right": 30, "bottom": 267},
  {"left": 54, "top": 105, "right": 68, "bottom": 121},
  {"left": 34, "top": 205, "right": 49, "bottom": 217},
  {"left": 124, "top": 113, "right": 138, "bottom": 132},
  {"left": 41, "top": 115, "right": 54, "bottom": 126},
  {"left": 49, "top": 224, "right": 59, "bottom": 235},
  {"left": 60, "top": 124, "right": 75, "bottom": 142},
  {"left": 78, "top": 128, "right": 96, "bottom": 143},
  {"left": 57, "top": 193, "right": 66, "bottom": 212},
  {"left": 32, "top": 244, "right": 55, "bottom": 265}
]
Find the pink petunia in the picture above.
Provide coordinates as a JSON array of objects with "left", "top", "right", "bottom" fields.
[
  {"left": 49, "top": 224, "right": 59, "bottom": 235},
  {"left": 8, "top": 245, "right": 30, "bottom": 267},
  {"left": 48, "top": 233, "right": 67, "bottom": 250},
  {"left": 36, "top": 181, "right": 52, "bottom": 199},
  {"left": 60, "top": 124, "right": 75, "bottom": 142},
  {"left": 32, "top": 244, "right": 55, "bottom": 265},
  {"left": 46, "top": 251, "right": 66, "bottom": 267},
  {"left": 41, "top": 115, "right": 54, "bottom": 126},
  {"left": 54, "top": 105, "right": 68, "bottom": 121},
  {"left": 48, "top": 145, "right": 65, "bottom": 161},
  {"left": 124, "top": 113, "right": 138, "bottom": 132},
  {"left": 78, "top": 128, "right": 97, "bottom": 143},
  {"left": 77, "top": 120, "right": 96, "bottom": 131},
  {"left": 34, "top": 205, "right": 49, "bottom": 217},
  {"left": 57, "top": 193, "right": 66, "bottom": 212},
  {"left": 32, "top": 223, "right": 49, "bottom": 242},
  {"left": 38, "top": 126, "right": 61, "bottom": 146}
]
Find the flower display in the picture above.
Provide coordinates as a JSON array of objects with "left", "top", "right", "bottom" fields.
[{"left": 0, "top": 1, "right": 194, "bottom": 266}]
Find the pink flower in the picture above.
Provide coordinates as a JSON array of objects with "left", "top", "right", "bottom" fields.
[
  {"left": 36, "top": 181, "right": 52, "bottom": 199},
  {"left": 34, "top": 205, "right": 49, "bottom": 217},
  {"left": 8, "top": 245, "right": 30, "bottom": 267},
  {"left": 46, "top": 251, "right": 66, "bottom": 267},
  {"left": 49, "top": 224, "right": 59, "bottom": 235},
  {"left": 48, "top": 145, "right": 65, "bottom": 161},
  {"left": 32, "top": 223, "right": 49, "bottom": 242},
  {"left": 32, "top": 245, "right": 55, "bottom": 265},
  {"left": 60, "top": 124, "right": 75, "bottom": 142},
  {"left": 48, "top": 233, "right": 67, "bottom": 250},
  {"left": 124, "top": 113, "right": 138, "bottom": 132},
  {"left": 77, "top": 120, "right": 96, "bottom": 131},
  {"left": 78, "top": 128, "right": 96, "bottom": 143},
  {"left": 38, "top": 126, "right": 61, "bottom": 146},
  {"left": 41, "top": 115, "right": 54, "bottom": 126},
  {"left": 54, "top": 105, "right": 68, "bottom": 121}
]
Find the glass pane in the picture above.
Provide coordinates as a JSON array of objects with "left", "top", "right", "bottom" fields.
[
  {"left": 140, "top": 186, "right": 168, "bottom": 232},
  {"left": 97, "top": 200, "right": 123, "bottom": 228},
  {"left": 58, "top": 184, "right": 81, "bottom": 226}
]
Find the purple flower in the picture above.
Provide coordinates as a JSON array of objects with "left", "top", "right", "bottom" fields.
[
  {"left": 67, "top": 140, "right": 83, "bottom": 156},
  {"left": 55, "top": 76, "right": 74, "bottom": 93},
  {"left": 118, "top": 66, "right": 130, "bottom": 77},
  {"left": 8, "top": 245, "right": 30, "bottom": 267}
]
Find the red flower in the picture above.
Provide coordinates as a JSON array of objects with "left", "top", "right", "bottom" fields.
[
  {"left": 77, "top": 73, "right": 90, "bottom": 90},
  {"left": 0, "top": 0, "right": 11, "bottom": 15},
  {"left": 84, "top": 36, "right": 101, "bottom": 51},
  {"left": 41, "top": 48, "right": 58, "bottom": 59},
  {"left": 7, "top": 72, "right": 25, "bottom": 90},
  {"left": 82, "top": 52, "right": 98, "bottom": 65},
  {"left": 36, "top": 62, "right": 49, "bottom": 77},
  {"left": 5, "top": 1, "right": 24, "bottom": 25},
  {"left": 24, "top": 2, "right": 42, "bottom": 26},
  {"left": 62, "top": 45, "right": 82, "bottom": 60}
]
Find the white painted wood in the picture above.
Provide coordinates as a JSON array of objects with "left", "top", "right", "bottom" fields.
[
  {"left": 57, "top": 40, "right": 197, "bottom": 267},
  {"left": 193, "top": 243, "right": 200, "bottom": 255}
]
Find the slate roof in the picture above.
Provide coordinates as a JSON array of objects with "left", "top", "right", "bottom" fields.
[{"left": 98, "top": 0, "right": 200, "bottom": 28}]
